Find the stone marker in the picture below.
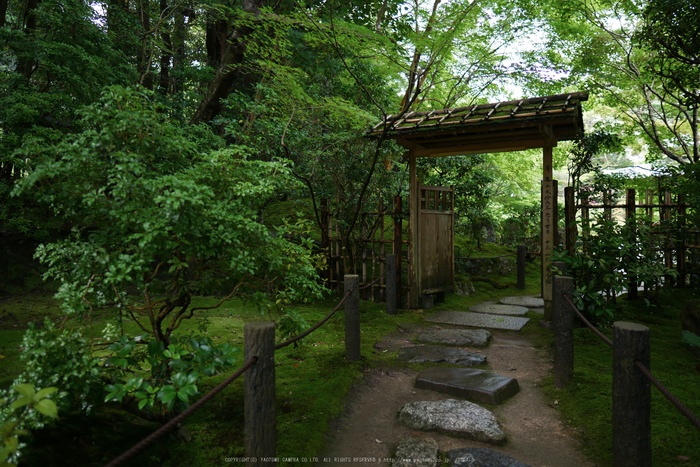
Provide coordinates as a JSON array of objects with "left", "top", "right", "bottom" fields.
[
  {"left": 392, "top": 437, "right": 439, "bottom": 467},
  {"left": 469, "top": 303, "right": 529, "bottom": 316},
  {"left": 415, "top": 367, "right": 519, "bottom": 405},
  {"left": 417, "top": 328, "right": 491, "bottom": 347},
  {"left": 397, "top": 346, "right": 486, "bottom": 366},
  {"left": 398, "top": 399, "right": 505, "bottom": 444},
  {"left": 448, "top": 447, "right": 532, "bottom": 467},
  {"left": 499, "top": 296, "right": 545, "bottom": 308},
  {"left": 426, "top": 311, "right": 529, "bottom": 331}
]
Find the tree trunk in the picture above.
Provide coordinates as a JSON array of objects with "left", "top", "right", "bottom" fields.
[
  {"left": 158, "top": 0, "right": 172, "bottom": 94},
  {"left": 190, "top": 0, "right": 263, "bottom": 125},
  {"left": 206, "top": 15, "right": 227, "bottom": 69},
  {"left": 171, "top": 8, "right": 187, "bottom": 94},
  {"left": 0, "top": 0, "right": 8, "bottom": 28},
  {"left": 137, "top": 0, "right": 153, "bottom": 89}
]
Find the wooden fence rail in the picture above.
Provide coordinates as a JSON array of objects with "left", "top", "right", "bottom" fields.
[
  {"left": 107, "top": 275, "right": 398, "bottom": 467},
  {"left": 322, "top": 196, "right": 409, "bottom": 306},
  {"left": 564, "top": 187, "right": 699, "bottom": 287},
  {"left": 552, "top": 275, "right": 700, "bottom": 467}
]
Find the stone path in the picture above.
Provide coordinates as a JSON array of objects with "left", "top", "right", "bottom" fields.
[
  {"left": 392, "top": 295, "right": 574, "bottom": 466},
  {"left": 320, "top": 294, "right": 595, "bottom": 467}
]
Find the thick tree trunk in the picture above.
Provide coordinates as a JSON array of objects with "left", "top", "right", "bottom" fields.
[
  {"left": 17, "top": 0, "right": 40, "bottom": 77},
  {"left": 136, "top": 0, "right": 153, "bottom": 89},
  {"left": 171, "top": 8, "right": 187, "bottom": 94},
  {"left": 0, "top": 0, "right": 8, "bottom": 28},
  {"left": 206, "top": 15, "right": 227, "bottom": 69},
  {"left": 158, "top": 0, "right": 172, "bottom": 94},
  {"left": 190, "top": 0, "right": 263, "bottom": 125}
]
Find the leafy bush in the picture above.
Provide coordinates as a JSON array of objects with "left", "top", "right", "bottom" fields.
[
  {"left": 556, "top": 215, "right": 677, "bottom": 322},
  {"left": 12, "top": 86, "right": 327, "bottom": 417},
  {"left": 0, "top": 384, "right": 59, "bottom": 466},
  {"left": 10, "top": 320, "right": 102, "bottom": 415}
]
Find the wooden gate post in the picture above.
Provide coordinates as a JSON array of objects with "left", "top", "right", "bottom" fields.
[
  {"left": 613, "top": 322, "right": 651, "bottom": 467},
  {"left": 393, "top": 195, "right": 403, "bottom": 307},
  {"left": 344, "top": 275, "right": 361, "bottom": 361},
  {"left": 553, "top": 275, "right": 574, "bottom": 387},
  {"left": 386, "top": 254, "right": 397, "bottom": 315},
  {"left": 626, "top": 189, "right": 639, "bottom": 300},
  {"left": 564, "top": 186, "right": 577, "bottom": 257},
  {"left": 244, "top": 322, "right": 276, "bottom": 466},
  {"left": 517, "top": 245, "right": 526, "bottom": 290}
]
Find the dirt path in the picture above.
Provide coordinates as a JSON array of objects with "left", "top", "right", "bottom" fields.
[{"left": 318, "top": 321, "right": 597, "bottom": 467}]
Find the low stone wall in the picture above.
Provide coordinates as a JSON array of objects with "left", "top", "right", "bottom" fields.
[{"left": 456, "top": 256, "right": 515, "bottom": 277}]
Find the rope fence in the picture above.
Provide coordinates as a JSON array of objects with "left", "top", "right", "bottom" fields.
[
  {"left": 106, "top": 269, "right": 398, "bottom": 467},
  {"left": 553, "top": 275, "right": 700, "bottom": 467}
]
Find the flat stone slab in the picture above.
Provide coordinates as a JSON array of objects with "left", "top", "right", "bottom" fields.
[
  {"left": 425, "top": 311, "right": 529, "bottom": 331},
  {"left": 499, "top": 296, "right": 545, "bottom": 308},
  {"left": 392, "top": 437, "right": 439, "bottom": 467},
  {"left": 415, "top": 367, "right": 520, "bottom": 405},
  {"left": 469, "top": 303, "right": 529, "bottom": 316},
  {"left": 448, "top": 448, "right": 532, "bottom": 467},
  {"left": 417, "top": 328, "right": 491, "bottom": 347},
  {"left": 397, "top": 346, "right": 486, "bottom": 366},
  {"left": 398, "top": 399, "right": 505, "bottom": 444}
]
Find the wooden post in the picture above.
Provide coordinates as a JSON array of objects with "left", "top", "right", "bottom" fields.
[
  {"left": 613, "top": 322, "right": 651, "bottom": 467},
  {"left": 344, "top": 275, "right": 360, "bottom": 361},
  {"left": 581, "top": 194, "right": 590, "bottom": 254},
  {"left": 664, "top": 191, "right": 673, "bottom": 286},
  {"left": 553, "top": 275, "right": 574, "bottom": 387},
  {"left": 386, "top": 254, "right": 397, "bottom": 315},
  {"left": 553, "top": 180, "right": 559, "bottom": 248},
  {"left": 244, "top": 322, "right": 276, "bottom": 466},
  {"left": 626, "top": 189, "right": 638, "bottom": 300},
  {"left": 604, "top": 190, "right": 612, "bottom": 221},
  {"left": 517, "top": 245, "right": 526, "bottom": 290},
  {"left": 408, "top": 150, "right": 421, "bottom": 309},
  {"left": 542, "top": 179, "right": 556, "bottom": 321},
  {"left": 565, "top": 186, "right": 577, "bottom": 257},
  {"left": 678, "top": 194, "right": 687, "bottom": 287},
  {"left": 394, "top": 195, "right": 403, "bottom": 307}
]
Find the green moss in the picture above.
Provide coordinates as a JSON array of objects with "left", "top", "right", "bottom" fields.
[{"left": 537, "top": 287, "right": 700, "bottom": 467}]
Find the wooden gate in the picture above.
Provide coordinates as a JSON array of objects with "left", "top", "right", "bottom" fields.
[{"left": 419, "top": 185, "right": 455, "bottom": 295}]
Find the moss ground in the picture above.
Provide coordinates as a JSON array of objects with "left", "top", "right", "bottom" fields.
[
  {"left": 536, "top": 287, "right": 700, "bottom": 467},
  {"left": 3, "top": 256, "right": 698, "bottom": 466}
]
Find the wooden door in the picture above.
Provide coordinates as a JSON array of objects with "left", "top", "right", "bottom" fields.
[{"left": 419, "top": 185, "right": 454, "bottom": 294}]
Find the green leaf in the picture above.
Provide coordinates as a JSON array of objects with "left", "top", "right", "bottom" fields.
[
  {"left": 34, "top": 399, "right": 58, "bottom": 418},
  {"left": 10, "top": 396, "right": 32, "bottom": 410},
  {"left": 35, "top": 387, "right": 59, "bottom": 400},
  {"left": 682, "top": 330, "right": 700, "bottom": 348},
  {"left": 13, "top": 384, "right": 35, "bottom": 399}
]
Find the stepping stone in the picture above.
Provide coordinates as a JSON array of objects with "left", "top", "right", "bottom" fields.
[
  {"left": 398, "top": 399, "right": 505, "bottom": 444},
  {"left": 448, "top": 447, "right": 532, "bottom": 467},
  {"left": 392, "top": 437, "right": 439, "bottom": 467},
  {"left": 397, "top": 346, "right": 486, "bottom": 366},
  {"left": 426, "top": 311, "right": 529, "bottom": 331},
  {"left": 415, "top": 367, "right": 520, "bottom": 405},
  {"left": 499, "top": 296, "right": 545, "bottom": 308},
  {"left": 417, "top": 328, "right": 491, "bottom": 347},
  {"left": 469, "top": 303, "right": 529, "bottom": 316}
]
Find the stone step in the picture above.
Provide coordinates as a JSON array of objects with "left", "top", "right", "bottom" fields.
[
  {"left": 417, "top": 328, "right": 491, "bottom": 347},
  {"left": 425, "top": 310, "right": 529, "bottom": 331},
  {"left": 447, "top": 447, "right": 532, "bottom": 467},
  {"left": 415, "top": 367, "right": 520, "bottom": 405},
  {"left": 397, "top": 346, "right": 486, "bottom": 367},
  {"left": 469, "top": 302, "right": 529, "bottom": 316},
  {"left": 398, "top": 399, "right": 505, "bottom": 444},
  {"left": 392, "top": 437, "right": 439, "bottom": 467},
  {"left": 499, "top": 296, "right": 545, "bottom": 308}
]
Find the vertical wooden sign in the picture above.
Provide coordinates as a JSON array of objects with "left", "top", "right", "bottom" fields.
[{"left": 542, "top": 179, "right": 555, "bottom": 303}]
